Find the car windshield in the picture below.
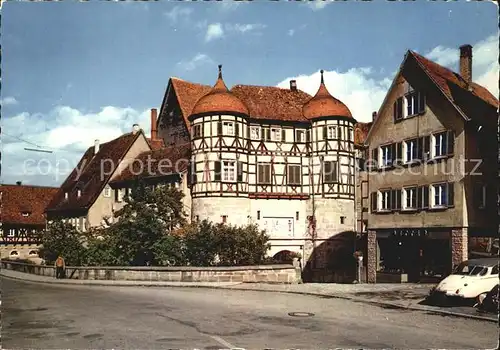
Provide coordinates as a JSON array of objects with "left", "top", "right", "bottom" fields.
[{"left": 453, "top": 263, "right": 488, "bottom": 276}]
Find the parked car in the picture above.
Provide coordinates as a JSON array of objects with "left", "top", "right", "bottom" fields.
[
  {"left": 475, "top": 284, "right": 499, "bottom": 314},
  {"left": 428, "top": 258, "right": 499, "bottom": 305}
]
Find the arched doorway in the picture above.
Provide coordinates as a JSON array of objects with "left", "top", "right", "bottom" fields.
[{"left": 273, "top": 250, "right": 296, "bottom": 264}]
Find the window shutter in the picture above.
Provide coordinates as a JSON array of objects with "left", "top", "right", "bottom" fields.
[
  {"left": 306, "top": 130, "right": 311, "bottom": 142},
  {"left": 217, "top": 121, "right": 222, "bottom": 136},
  {"left": 237, "top": 161, "right": 243, "bottom": 182},
  {"left": 393, "top": 98, "right": 403, "bottom": 121},
  {"left": 266, "top": 128, "right": 271, "bottom": 141},
  {"left": 323, "top": 126, "right": 327, "bottom": 140},
  {"left": 214, "top": 161, "right": 221, "bottom": 181},
  {"left": 333, "top": 161, "right": 338, "bottom": 182},
  {"left": 395, "top": 142, "right": 402, "bottom": 165},
  {"left": 114, "top": 189, "right": 119, "bottom": 202},
  {"left": 281, "top": 129, "right": 286, "bottom": 142},
  {"left": 392, "top": 189, "right": 401, "bottom": 210},
  {"left": 447, "top": 182, "right": 454, "bottom": 207},
  {"left": 323, "top": 161, "right": 331, "bottom": 182},
  {"left": 338, "top": 127, "right": 342, "bottom": 140},
  {"left": 191, "top": 162, "right": 197, "bottom": 184},
  {"left": 390, "top": 143, "right": 396, "bottom": 166},
  {"left": 447, "top": 130, "right": 454, "bottom": 155},
  {"left": 417, "top": 137, "right": 423, "bottom": 160},
  {"left": 235, "top": 123, "right": 239, "bottom": 137},
  {"left": 422, "top": 186, "right": 429, "bottom": 209},
  {"left": 418, "top": 92, "right": 426, "bottom": 113},
  {"left": 370, "top": 192, "right": 377, "bottom": 212},
  {"left": 371, "top": 148, "right": 379, "bottom": 169},
  {"left": 423, "top": 136, "right": 430, "bottom": 160}
]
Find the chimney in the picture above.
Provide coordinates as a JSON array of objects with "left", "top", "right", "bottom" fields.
[
  {"left": 290, "top": 80, "right": 297, "bottom": 91},
  {"left": 16, "top": 181, "right": 22, "bottom": 186},
  {"left": 132, "top": 124, "right": 140, "bottom": 134},
  {"left": 150, "top": 108, "right": 158, "bottom": 141},
  {"left": 459, "top": 44, "right": 472, "bottom": 85},
  {"left": 94, "top": 139, "right": 100, "bottom": 154},
  {"left": 372, "top": 111, "right": 378, "bottom": 122}
]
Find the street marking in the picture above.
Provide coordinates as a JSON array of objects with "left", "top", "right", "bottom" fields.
[{"left": 208, "top": 334, "right": 240, "bottom": 349}]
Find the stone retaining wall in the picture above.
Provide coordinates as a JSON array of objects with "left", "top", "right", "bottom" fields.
[{"left": 1, "top": 260, "right": 302, "bottom": 284}]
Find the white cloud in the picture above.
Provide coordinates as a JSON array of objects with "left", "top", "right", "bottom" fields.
[
  {"left": 205, "top": 23, "right": 225, "bottom": 42},
  {"left": 164, "top": 6, "right": 193, "bottom": 24},
  {"left": 177, "top": 53, "right": 213, "bottom": 71},
  {"left": 225, "top": 23, "right": 267, "bottom": 34},
  {"left": 425, "top": 34, "right": 498, "bottom": 97},
  {"left": 2, "top": 106, "right": 153, "bottom": 186},
  {"left": 277, "top": 68, "right": 392, "bottom": 123},
  {"left": 306, "top": 0, "right": 332, "bottom": 11},
  {"left": 1, "top": 96, "right": 19, "bottom": 106},
  {"left": 288, "top": 29, "right": 295, "bottom": 37}
]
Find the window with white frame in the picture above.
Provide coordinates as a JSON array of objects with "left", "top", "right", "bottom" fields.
[
  {"left": 257, "top": 164, "right": 271, "bottom": 184},
  {"left": 431, "top": 183, "right": 447, "bottom": 207},
  {"left": 104, "top": 186, "right": 111, "bottom": 198},
  {"left": 8, "top": 229, "right": 15, "bottom": 237},
  {"left": 223, "top": 121, "right": 234, "bottom": 136},
  {"left": 405, "top": 91, "right": 425, "bottom": 116},
  {"left": 433, "top": 132, "right": 447, "bottom": 157},
  {"left": 250, "top": 126, "right": 260, "bottom": 140},
  {"left": 271, "top": 128, "right": 281, "bottom": 141},
  {"left": 327, "top": 126, "right": 337, "bottom": 139},
  {"left": 296, "top": 129, "right": 306, "bottom": 143},
  {"left": 380, "top": 145, "right": 393, "bottom": 167},
  {"left": 403, "top": 187, "right": 417, "bottom": 210},
  {"left": 287, "top": 164, "right": 301, "bottom": 185},
  {"left": 77, "top": 189, "right": 82, "bottom": 197},
  {"left": 222, "top": 161, "right": 236, "bottom": 182},
  {"left": 378, "top": 190, "right": 391, "bottom": 211},
  {"left": 404, "top": 139, "right": 418, "bottom": 163},
  {"left": 192, "top": 124, "right": 202, "bottom": 138}
]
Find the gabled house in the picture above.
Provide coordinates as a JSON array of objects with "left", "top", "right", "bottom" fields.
[
  {"left": 1, "top": 182, "right": 58, "bottom": 259},
  {"left": 364, "top": 44, "right": 498, "bottom": 283},
  {"left": 45, "top": 124, "right": 154, "bottom": 229}
]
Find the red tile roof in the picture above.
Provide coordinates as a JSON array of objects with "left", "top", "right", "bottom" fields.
[
  {"left": 191, "top": 66, "right": 249, "bottom": 117},
  {"left": 147, "top": 138, "right": 165, "bottom": 151},
  {"left": 410, "top": 51, "right": 499, "bottom": 110},
  {"left": 230, "top": 85, "right": 312, "bottom": 122},
  {"left": 170, "top": 78, "right": 212, "bottom": 128},
  {"left": 354, "top": 122, "right": 372, "bottom": 146},
  {"left": 1, "top": 184, "right": 58, "bottom": 226},
  {"left": 110, "top": 144, "right": 191, "bottom": 184},
  {"left": 303, "top": 71, "right": 353, "bottom": 120},
  {"left": 46, "top": 131, "right": 143, "bottom": 213}
]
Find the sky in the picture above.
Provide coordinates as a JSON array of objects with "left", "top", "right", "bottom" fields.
[{"left": 1, "top": 0, "right": 498, "bottom": 187}]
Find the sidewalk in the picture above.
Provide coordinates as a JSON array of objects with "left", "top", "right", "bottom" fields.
[{"left": 2, "top": 269, "right": 496, "bottom": 323}]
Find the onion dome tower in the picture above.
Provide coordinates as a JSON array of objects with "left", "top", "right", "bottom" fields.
[
  {"left": 191, "top": 65, "right": 248, "bottom": 117},
  {"left": 302, "top": 70, "right": 357, "bottom": 266},
  {"left": 189, "top": 65, "right": 250, "bottom": 227}
]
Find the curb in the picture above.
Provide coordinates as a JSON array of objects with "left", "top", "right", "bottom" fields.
[{"left": 2, "top": 272, "right": 497, "bottom": 323}]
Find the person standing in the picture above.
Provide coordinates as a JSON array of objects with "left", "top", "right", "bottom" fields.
[{"left": 55, "top": 255, "right": 65, "bottom": 279}]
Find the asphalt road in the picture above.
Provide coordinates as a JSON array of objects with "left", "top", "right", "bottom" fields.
[{"left": 2, "top": 277, "right": 498, "bottom": 349}]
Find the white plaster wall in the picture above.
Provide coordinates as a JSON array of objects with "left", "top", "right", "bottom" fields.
[
  {"left": 192, "top": 197, "right": 250, "bottom": 225},
  {"left": 1, "top": 244, "right": 40, "bottom": 259},
  {"left": 306, "top": 197, "right": 355, "bottom": 239}
]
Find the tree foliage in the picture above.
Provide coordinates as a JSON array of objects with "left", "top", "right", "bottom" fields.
[{"left": 39, "top": 221, "right": 87, "bottom": 266}]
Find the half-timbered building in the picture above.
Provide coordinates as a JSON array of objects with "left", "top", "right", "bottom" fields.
[{"left": 1, "top": 182, "right": 58, "bottom": 259}]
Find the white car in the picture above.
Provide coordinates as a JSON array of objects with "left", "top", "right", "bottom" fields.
[{"left": 430, "top": 258, "right": 499, "bottom": 303}]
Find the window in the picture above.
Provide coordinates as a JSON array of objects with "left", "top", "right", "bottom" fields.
[
  {"left": 115, "top": 189, "right": 124, "bottom": 202},
  {"left": 296, "top": 129, "right": 306, "bottom": 143},
  {"left": 192, "top": 124, "right": 202, "bottom": 138},
  {"left": 257, "top": 211, "right": 261, "bottom": 220},
  {"left": 348, "top": 128, "right": 353, "bottom": 141},
  {"left": 222, "top": 161, "right": 236, "bottom": 182},
  {"left": 104, "top": 186, "right": 111, "bottom": 198},
  {"left": 221, "top": 215, "right": 228, "bottom": 224},
  {"left": 257, "top": 164, "right": 271, "bottom": 184},
  {"left": 405, "top": 91, "right": 425, "bottom": 116},
  {"left": 379, "top": 190, "right": 391, "bottom": 211},
  {"left": 77, "top": 189, "right": 82, "bottom": 198},
  {"left": 403, "top": 187, "right": 417, "bottom": 210},
  {"left": 380, "top": 145, "right": 393, "bottom": 167},
  {"left": 223, "top": 121, "right": 234, "bottom": 136},
  {"left": 328, "top": 126, "right": 337, "bottom": 139},
  {"left": 271, "top": 128, "right": 281, "bottom": 141},
  {"left": 250, "top": 126, "right": 260, "bottom": 140},
  {"left": 432, "top": 131, "right": 454, "bottom": 158},
  {"left": 287, "top": 164, "right": 301, "bottom": 185},
  {"left": 262, "top": 127, "right": 271, "bottom": 141},
  {"left": 8, "top": 229, "right": 15, "bottom": 237},
  {"left": 323, "top": 161, "right": 338, "bottom": 183},
  {"left": 404, "top": 139, "right": 418, "bottom": 163},
  {"left": 431, "top": 183, "right": 454, "bottom": 208},
  {"left": 296, "top": 211, "right": 299, "bottom": 220},
  {"left": 340, "top": 216, "right": 346, "bottom": 224},
  {"left": 64, "top": 192, "right": 68, "bottom": 200}
]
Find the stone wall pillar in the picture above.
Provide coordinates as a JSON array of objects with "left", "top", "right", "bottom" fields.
[
  {"left": 367, "top": 230, "right": 377, "bottom": 283},
  {"left": 451, "top": 228, "right": 468, "bottom": 270}
]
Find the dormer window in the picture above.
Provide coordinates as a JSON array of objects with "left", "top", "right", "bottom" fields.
[{"left": 21, "top": 212, "right": 31, "bottom": 217}]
